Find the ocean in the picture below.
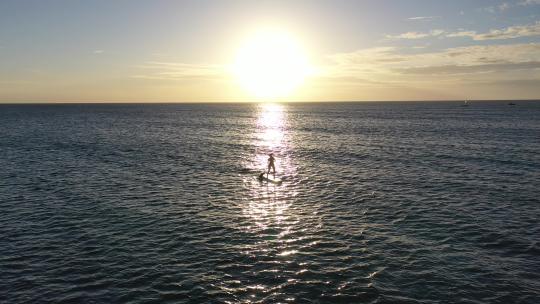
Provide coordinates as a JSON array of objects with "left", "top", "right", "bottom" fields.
[{"left": 1, "top": 101, "right": 539, "bottom": 303}]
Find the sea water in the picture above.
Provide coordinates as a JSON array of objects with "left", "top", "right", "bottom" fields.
[{"left": 1, "top": 101, "right": 539, "bottom": 303}]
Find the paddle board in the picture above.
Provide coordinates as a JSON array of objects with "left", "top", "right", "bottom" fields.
[
  {"left": 256, "top": 174, "right": 282, "bottom": 184},
  {"left": 264, "top": 176, "right": 282, "bottom": 184}
]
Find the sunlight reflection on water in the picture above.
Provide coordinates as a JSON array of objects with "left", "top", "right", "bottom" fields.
[
  {"left": 242, "top": 103, "right": 300, "bottom": 260},
  {"left": 254, "top": 103, "right": 286, "bottom": 167}
]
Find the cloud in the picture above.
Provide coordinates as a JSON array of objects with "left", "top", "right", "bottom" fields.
[
  {"left": 389, "top": 22, "right": 540, "bottom": 42},
  {"left": 482, "top": 2, "right": 513, "bottom": 13},
  {"left": 315, "top": 43, "right": 540, "bottom": 100},
  {"left": 386, "top": 29, "right": 445, "bottom": 40},
  {"left": 93, "top": 50, "right": 104, "bottom": 54},
  {"left": 446, "top": 31, "right": 477, "bottom": 38},
  {"left": 484, "top": 6, "right": 497, "bottom": 13},
  {"left": 326, "top": 43, "right": 540, "bottom": 80},
  {"left": 447, "top": 21, "right": 540, "bottom": 40},
  {"left": 386, "top": 32, "right": 429, "bottom": 39},
  {"left": 482, "top": 0, "right": 540, "bottom": 12},
  {"left": 499, "top": 2, "right": 511, "bottom": 10},
  {"left": 407, "top": 16, "right": 440, "bottom": 21},
  {"left": 396, "top": 61, "right": 540, "bottom": 75},
  {"left": 133, "top": 61, "right": 226, "bottom": 81},
  {"left": 520, "top": 0, "right": 540, "bottom": 5}
]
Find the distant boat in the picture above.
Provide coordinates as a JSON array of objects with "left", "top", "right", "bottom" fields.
[
  {"left": 461, "top": 100, "right": 469, "bottom": 107},
  {"left": 508, "top": 102, "right": 516, "bottom": 106}
]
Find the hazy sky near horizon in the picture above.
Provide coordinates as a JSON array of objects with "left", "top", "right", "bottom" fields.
[{"left": 1, "top": 0, "right": 540, "bottom": 102}]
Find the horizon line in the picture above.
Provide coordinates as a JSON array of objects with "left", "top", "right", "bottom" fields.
[{"left": 1, "top": 99, "right": 539, "bottom": 105}]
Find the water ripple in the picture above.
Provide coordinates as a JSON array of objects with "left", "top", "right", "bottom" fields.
[{"left": 1, "top": 102, "right": 539, "bottom": 303}]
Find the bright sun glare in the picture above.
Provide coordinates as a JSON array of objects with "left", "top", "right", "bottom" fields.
[{"left": 233, "top": 30, "right": 311, "bottom": 99}]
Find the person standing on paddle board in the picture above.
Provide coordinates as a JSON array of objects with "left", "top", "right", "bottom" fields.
[{"left": 267, "top": 153, "right": 276, "bottom": 175}]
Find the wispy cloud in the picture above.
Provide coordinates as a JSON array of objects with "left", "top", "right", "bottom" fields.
[
  {"left": 483, "top": 6, "right": 497, "bottom": 13},
  {"left": 482, "top": 2, "right": 513, "bottom": 13},
  {"left": 396, "top": 61, "right": 540, "bottom": 75},
  {"left": 386, "top": 29, "right": 445, "bottom": 40},
  {"left": 407, "top": 16, "right": 440, "bottom": 21},
  {"left": 447, "top": 21, "right": 540, "bottom": 40},
  {"left": 93, "top": 50, "right": 104, "bottom": 54},
  {"left": 327, "top": 43, "right": 540, "bottom": 80},
  {"left": 386, "top": 32, "right": 429, "bottom": 39},
  {"left": 446, "top": 31, "right": 477, "bottom": 38},
  {"left": 483, "top": 0, "right": 540, "bottom": 12},
  {"left": 133, "top": 61, "right": 226, "bottom": 81},
  {"left": 499, "top": 2, "right": 511, "bottom": 11},
  {"left": 389, "top": 22, "right": 540, "bottom": 41},
  {"left": 520, "top": 0, "right": 540, "bottom": 5}
]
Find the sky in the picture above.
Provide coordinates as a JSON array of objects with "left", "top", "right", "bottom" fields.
[{"left": 1, "top": 0, "right": 539, "bottom": 102}]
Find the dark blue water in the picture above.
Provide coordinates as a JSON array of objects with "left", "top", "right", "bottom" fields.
[{"left": 1, "top": 101, "right": 539, "bottom": 303}]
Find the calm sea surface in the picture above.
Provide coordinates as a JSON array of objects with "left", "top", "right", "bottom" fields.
[{"left": 1, "top": 101, "right": 539, "bottom": 303}]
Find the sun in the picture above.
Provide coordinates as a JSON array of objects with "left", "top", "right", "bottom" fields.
[{"left": 232, "top": 29, "right": 311, "bottom": 99}]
